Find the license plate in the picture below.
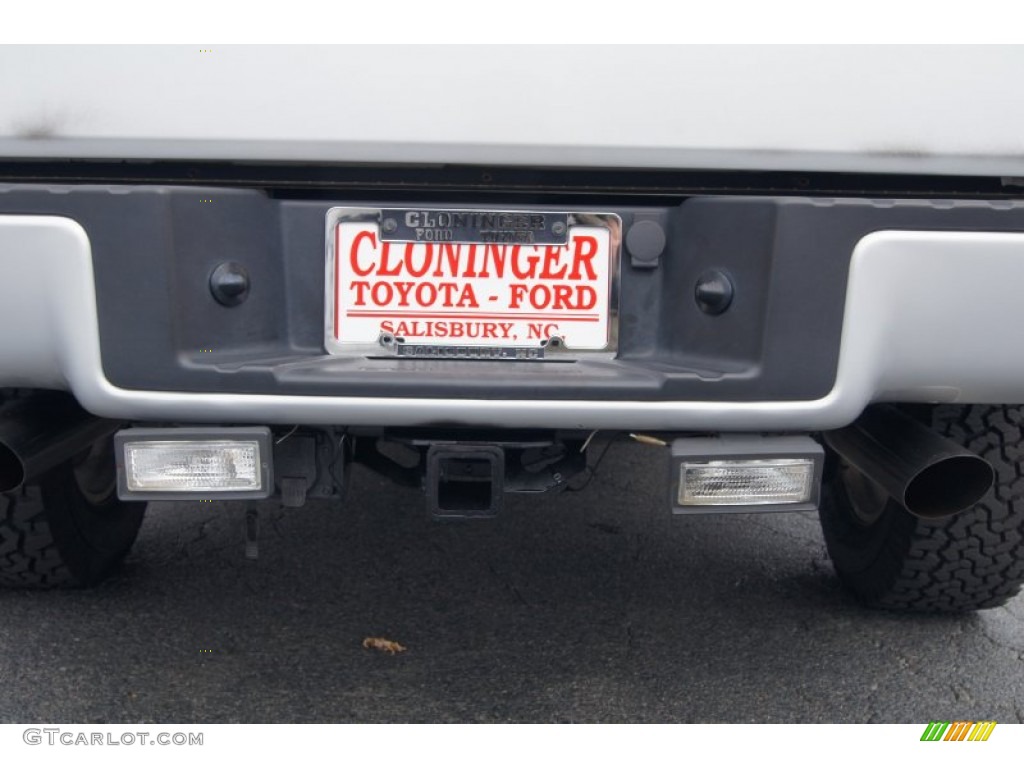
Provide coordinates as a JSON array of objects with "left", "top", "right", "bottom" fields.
[{"left": 325, "top": 208, "right": 620, "bottom": 358}]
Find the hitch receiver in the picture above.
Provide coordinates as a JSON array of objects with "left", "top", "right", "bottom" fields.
[{"left": 426, "top": 445, "right": 504, "bottom": 519}]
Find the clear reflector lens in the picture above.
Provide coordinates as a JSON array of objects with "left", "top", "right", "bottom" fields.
[
  {"left": 679, "top": 459, "right": 814, "bottom": 506},
  {"left": 124, "top": 441, "right": 262, "bottom": 492}
]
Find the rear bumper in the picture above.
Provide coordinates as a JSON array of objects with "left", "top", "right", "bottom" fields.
[{"left": 3, "top": 195, "right": 1024, "bottom": 430}]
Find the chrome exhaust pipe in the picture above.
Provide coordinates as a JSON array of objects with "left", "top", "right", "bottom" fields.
[
  {"left": 824, "top": 405, "right": 994, "bottom": 519},
  {"left": 0, "top": 394, "right": 118, "bottom": 492}
]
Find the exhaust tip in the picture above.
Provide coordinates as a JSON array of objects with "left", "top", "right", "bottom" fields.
[{"left": 904, "top": 455, "right": 994, "bottom": 519}]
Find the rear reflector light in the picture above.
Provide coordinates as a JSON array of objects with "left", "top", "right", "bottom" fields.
[
  {"left": 115, "top": 427, "right": 272, "bottom": 500},
  {"left": 125, "top": 441, "right": 261, "bottom": 492},
  {"left": 679, "top": 459, "right": 815, "bottom": 506},
  {"left": 669, "top": 436, "right": 823, "bottom": 514}
]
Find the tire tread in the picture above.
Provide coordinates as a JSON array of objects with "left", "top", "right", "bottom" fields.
[{"left": 0, "top": 486, "right": 75, "bottom": 587}]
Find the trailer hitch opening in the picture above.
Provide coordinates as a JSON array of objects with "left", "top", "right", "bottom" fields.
[{"left": 427, "top": 445, "right": 504, "bottom": 519}]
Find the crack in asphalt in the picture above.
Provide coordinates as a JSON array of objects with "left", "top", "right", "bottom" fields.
[
  {"left": 630, "top": 532, "right": 644, "bottom": 564},
  {"left": 975, "top": 618, "right": 1024, "bottom": 656},
  {"left": 487, "top": 562, "right": 530, "bottom": 607},
  {"left": 950, "top": 683, "right": 976, "bottom": 706},
  {"left": 173, "top": 516, "right": 218, "bottom": 559}
]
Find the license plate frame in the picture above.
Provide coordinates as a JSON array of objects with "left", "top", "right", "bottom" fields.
[{"left": 324, "top": 207, "right": 621, "bottom": 359}]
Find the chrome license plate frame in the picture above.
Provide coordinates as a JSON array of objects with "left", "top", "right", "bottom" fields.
[{"left": 324, "top": 207, "right": 621, "bottom": 360}]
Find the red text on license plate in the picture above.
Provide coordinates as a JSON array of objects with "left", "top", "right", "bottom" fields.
[{"left": 332, "top": 223, "right": 612, "bottom": 349}]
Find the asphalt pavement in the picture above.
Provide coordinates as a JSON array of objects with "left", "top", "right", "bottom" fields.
[{"left": 1, "top": 440, "right": 1022, "bottom": 723}]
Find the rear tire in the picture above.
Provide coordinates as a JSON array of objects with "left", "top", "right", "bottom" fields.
[
  {"left": 0, "top": 439, "right": 145, "bottom": 588},
  {"left": 819, "top": 404, "right": 1024, "bottom": 612}
]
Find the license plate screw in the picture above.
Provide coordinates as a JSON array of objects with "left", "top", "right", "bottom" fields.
[
  {"left": 381, "top": 217, "right": 398, "bottom": 233},
  {"left": 551, "top": 221, "right": 566, "bottom": 236}
]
